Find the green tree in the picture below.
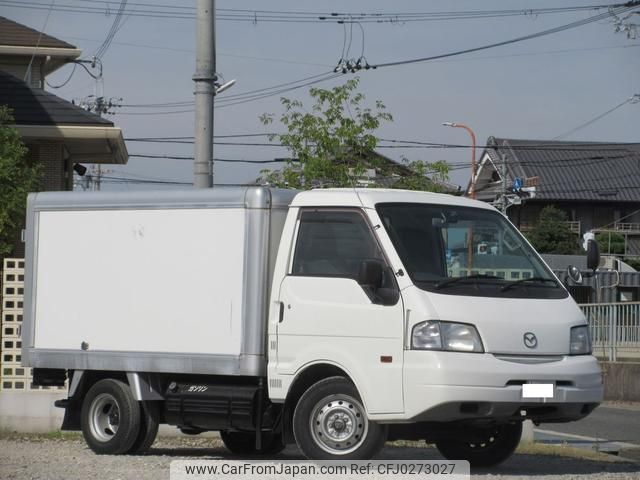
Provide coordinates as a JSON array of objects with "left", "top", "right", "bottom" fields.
[
  {"left": 623, "top": 257, "right": 640, "bottom": 271},
  {"left": 389, "top": 157, "right": 451, "bottom": 193},
  {"left": 526, "top": 206, "right": 579, "bottom": 254},
  {"left": 0, "top": 106, "right": 40, "bottom": 258},
  {"left": 259, "top": 78, "right": 448, "bottom": 190},
  {"left": 595, "top": 232, "right": 625, "bottom": 255}
]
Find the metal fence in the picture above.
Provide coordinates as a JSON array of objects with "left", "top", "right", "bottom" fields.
[{"left": 580, "top": 302, "right": 640, "bottom": 362}]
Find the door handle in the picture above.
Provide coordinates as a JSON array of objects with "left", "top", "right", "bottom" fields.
[{"left": 278, "top": 301, "right": 285, "bottom": 323}]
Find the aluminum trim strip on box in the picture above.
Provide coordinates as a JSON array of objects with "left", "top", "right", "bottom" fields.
[
  {"left": 26, "top": 349, "right": 266, "bottom": 376},
  {"left": 21, "top": 194, "right": 38, "bottom": 365},
  {"left": 28, "top": 187, "right": 298, "bottom": 212}
]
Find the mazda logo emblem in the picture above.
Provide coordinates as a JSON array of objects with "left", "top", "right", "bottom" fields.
[{"left": 523, "top": 332, "right": 538, "bottom": 349}]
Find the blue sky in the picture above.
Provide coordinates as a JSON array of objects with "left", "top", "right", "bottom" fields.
[{"left": 3, "top": 0, "right": 639, "bottom": 189}]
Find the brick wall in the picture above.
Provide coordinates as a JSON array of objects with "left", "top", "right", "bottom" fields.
[
  {"left": 25, "top": 141, "right": 67, "bottom": 191},
  {"left": 9, "top": 141, "right": 67, "bottom": 258}
]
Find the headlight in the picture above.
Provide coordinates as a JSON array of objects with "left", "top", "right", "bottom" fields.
[
  {"left": 570, "top": 325, "right": 592, "bottom": 355},
  {"left": 412, "top": 321, "right": 484, "bottom": 353}
]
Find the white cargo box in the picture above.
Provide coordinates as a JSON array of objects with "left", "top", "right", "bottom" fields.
[{"left": 21, "top": 187, "right": 296, "bottom": 376}]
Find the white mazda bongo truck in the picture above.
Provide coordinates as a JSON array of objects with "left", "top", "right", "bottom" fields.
[{"left": 24, "top": 188, "right": 603, "bottom": 467}]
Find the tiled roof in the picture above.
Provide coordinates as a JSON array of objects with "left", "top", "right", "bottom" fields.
[
  {"left": 0, "top": 16, "right": 76, "bottom": 49},
  {"left": 479, "top": 137, "right": 640, "bottom": 203},
  {"left": 0, "top": 71, "right": 112, "bottom": 126}
]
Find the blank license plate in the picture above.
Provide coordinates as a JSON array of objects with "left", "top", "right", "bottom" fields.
[{"left": 522, "top": 383, "right": 554, "bottom": 398}]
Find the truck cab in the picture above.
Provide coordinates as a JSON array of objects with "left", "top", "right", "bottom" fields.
[{"left": 267, "top": 189, "right": 602, "bottom": 464}]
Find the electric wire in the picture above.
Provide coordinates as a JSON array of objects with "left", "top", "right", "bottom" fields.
[
  {"left": 553, "top": 95, "right": 640, "bottom": 140},
  {"left": 45, "top": 62, "right": 77, "bottom": 88},
  {"left": 93, "top": 0, "right": 128, "bottom": 60},
  {"left": 129, "top": 154, "right": 288, "bottom": 164},
  {"left": 107, "top": 42, "right": 639, "bottom": 113},
  {"left": 23, "top": 0, "right": 56, "bottom": 82},
  {"left": 1, "top": 1, "right": 628, "bottom": 23},
  {"left": 114, "top": 72, "right": 341, "bottom": 115},
  {"left": 122, "top": 136, "right": 640, "bottom": 154},
  {"left": 370, "top": 4, "right": 639, "bottom": 69}
]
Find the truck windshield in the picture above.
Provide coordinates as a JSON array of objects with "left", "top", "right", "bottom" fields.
[{"left": 376, "top": 203, "right": 566, "bottom": 299}]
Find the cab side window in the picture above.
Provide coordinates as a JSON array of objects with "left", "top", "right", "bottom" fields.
[{"left": 292, "top": 210, "right": 384, "bottom": 278}]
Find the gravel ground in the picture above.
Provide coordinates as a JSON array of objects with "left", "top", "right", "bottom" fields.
[{"left": 0, "top": 434, "right": 639, "bottom": 480}]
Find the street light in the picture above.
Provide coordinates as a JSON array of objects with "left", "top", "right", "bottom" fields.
[
  {"left": 442, "top": 122, "right": 477, "bottom": 199},
  {"left": 215, "top": 78, "right": 236, "bottom": 95}
]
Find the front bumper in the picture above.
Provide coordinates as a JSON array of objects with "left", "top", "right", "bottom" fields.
[{"left": 381, "top": 351, "right": 603, "bottom": 423}]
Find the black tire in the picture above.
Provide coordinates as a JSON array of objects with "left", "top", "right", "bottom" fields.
[
  {"left": 128, "top": 402, "right": 160, "bottom": 454},
  {"left": 220, "top": 430, "right": 285, "bottom": 456},
  {"left": 293, "top": 376, "right": 387, "bottom": 460},
  {"left": 81, "top": 379, "right": 141, "bottom": 455},
  {"left": 435, "top": 422, "right": 522, "bottom": 467}
]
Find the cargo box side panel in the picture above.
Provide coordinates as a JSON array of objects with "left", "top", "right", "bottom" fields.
[{"left": 32, "top": 208, "right": 245, "bottom": 356}]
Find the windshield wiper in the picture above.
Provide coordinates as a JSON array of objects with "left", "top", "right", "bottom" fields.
[
  {"left": 435, "top": 274, "right": 503, "bottom": 290},
  {"left": 500, "top": 277, "right": 558, "bottom": 292}
]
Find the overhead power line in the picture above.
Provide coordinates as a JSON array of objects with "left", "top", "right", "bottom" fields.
[
  {"left": 111, "top": 41, "right": 639, "bottom": 114},
  {"left": 370, "top": 3, "right": 640, "bottom": 69},
  {"left": 0, "top": 1, "right": 626, "bottom": 23},
  {"left": 129, "top": 154, "right": 288, "bottom": 164},
  {"left": 553, "top": 94, "right": 640, "bottom": 140},
  {"left": 60, "top": 33, "right": 640, "bottom": 62},
  {"left": 23, "top": 0, "right": 56, "bottom": 83},
  {"left": 123, "top": 136, "right": 640, "bottom": 153},
  {"left": 93, "top": 0, "right": 128, "bottom": 60},
  {"left": 114, "top": 71, "right": 341, "bottom": 115},
  {"left": 45, "top": 62, "right": 77, "bottom": 88}
]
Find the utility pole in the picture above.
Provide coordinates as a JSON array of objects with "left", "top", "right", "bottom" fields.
[
  {"left": 193, "top": 0, "right": 216, "bottom": 188},
  {"left": 500, "top": 152, "right": 508, "bottom": 214}
]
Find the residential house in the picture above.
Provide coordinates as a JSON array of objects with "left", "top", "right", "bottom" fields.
[
  {"left": 260, "top": 148, "right": 460, "bottom": 193},
  {"left": 0, "top": 17, "right": 128, "bottom": 255},
  {"left": 471, "top": 137, "right": 640, "bottom": 256},
  {"left": 0, "top": 16, "right": 81, "bottom": 89}
]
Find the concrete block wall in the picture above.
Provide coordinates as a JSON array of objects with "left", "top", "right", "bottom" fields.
[
  {"left": 601, "top": 362, "right": 640, "bottom": 401},
  {"left": 1, "top": 259, "right": 26, "bottom": 391},
  {"left": 0, "top": 258, "right": 66, "bottom": 392}
]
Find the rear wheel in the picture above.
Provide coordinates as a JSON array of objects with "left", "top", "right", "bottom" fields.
[
  {"left": 220, "top": 431, "right": 285, "bottom": 455},
  {"left": 81, "top": 379, "right": 141, "bottom": 455},
  {"left": 435, "top": 422, "right": 522, "bottom": 467},
  {"left": 128, "top": 402, "right": 159, "bottom": 454},
  {"left": 293, "top": 376, "right": 387, "bottom": 460}
]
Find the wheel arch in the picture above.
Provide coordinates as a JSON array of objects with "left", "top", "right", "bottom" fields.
[
  {"left": 61, "top": 370, "right": 129, "bottom": 431},
  {"left": 281, "top": 362, "right": 362, "bottom": 443}
]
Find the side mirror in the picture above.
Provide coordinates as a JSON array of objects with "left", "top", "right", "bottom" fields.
[
  {"left": 586, "top": 239, "right": 600, "bottom": 271},
  {"left": 566, "top": 265, "right": 583, "bottom": 285},
  {"left": 358, "top": 259, "right": 384, "bottom": 289},
  {"left": 376, "top": 287, "right": 400, "bottom": 305},
  {"left": 358, "top": 260, "right": 399, "bottom": 306}
]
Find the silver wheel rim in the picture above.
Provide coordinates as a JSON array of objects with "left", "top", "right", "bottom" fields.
[
  {"left": 88, "top": 393, "right": 120, "bottom": 442},
  {"left": 309, "top": 394, "right": 368, "bottom": 455}
]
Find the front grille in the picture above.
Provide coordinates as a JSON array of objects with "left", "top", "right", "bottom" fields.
[{"left": 494, "top": 354, "right": 563, "bottom": 364}]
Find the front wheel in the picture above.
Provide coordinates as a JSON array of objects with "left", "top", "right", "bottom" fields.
[
  {"left": 435, "top": 422, "right": 522, "bottom": 467},
  {"left": 81, "top": 379, "right": 141, "bottom": 455},
  {"left": 293, "top": 376, "right": 387, "bottom": 460}
]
